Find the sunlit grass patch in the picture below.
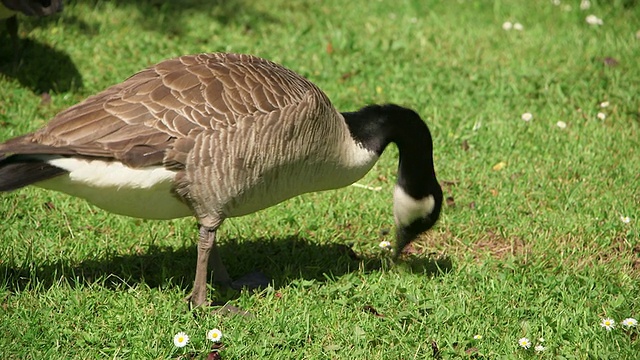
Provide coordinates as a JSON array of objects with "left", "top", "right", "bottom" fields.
[{"left": 1, "top": 0, "right": 638, "bottom": 358}]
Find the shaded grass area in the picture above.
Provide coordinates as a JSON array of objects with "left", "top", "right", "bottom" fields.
[{"left": 1, "top": 0, "right": 639, "bottom": 358}]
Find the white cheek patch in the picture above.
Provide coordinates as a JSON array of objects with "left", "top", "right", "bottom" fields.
[{"left": 393, "top": 185, "right": 435, "bottom": 226}]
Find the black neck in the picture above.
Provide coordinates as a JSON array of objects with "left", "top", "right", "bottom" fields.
[{"left": 342, "top": 104, "right": 440, "bottom": 200}]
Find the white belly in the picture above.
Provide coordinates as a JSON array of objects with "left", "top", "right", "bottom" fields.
[{"left": 36, "top": 158, "right": 192, "bottom": 220}]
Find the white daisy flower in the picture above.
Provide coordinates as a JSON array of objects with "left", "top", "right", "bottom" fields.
[
  {"left": 207, "top": 328, "right": 223, "bottom": 343},
  {"left": 173, "top": 332, "right": 189, "bottom": 348},
  {"left": 535, "top": 344, "right": 546, "bottom": 352},
  {"left": 556, "top": 121, "right": 567, "bottom": 129},
  {"left": 513, "top": 23, "right": 524, "bottom": 31},
  {"left": 600, "top": 101, "right": 609, "bottom": 108},
  {"left": 621, "top": 318, "right": 637, "bottom": 328},
  {"left": 580, "top": 0, "right": 591, "bottom": 10},
  {"left": 518, "top": 337, "right": 531, "bottom": 349},
  {"left": 586, "top": 15, "right": 603, "bottom": 26},
  {"left": 521, "top": 112, "right": 533, "bottom": 121},
  {"left": 600, "top": 318, "right": 615, "bottom": 331},
  {"left": 378, "top": 240, "right": 392, "bottom": 250},
  {"left": 621, "top": 216, "right": 631, "bottom": 224},
  {"left": 473, "top": 334, "right": 482, "bottom": 340},
  {"left": 597, "top": 112, "right": 606, "bottom": 120},
  {"left": 502, "top": 21, "right": 513, "bottom": 31}
]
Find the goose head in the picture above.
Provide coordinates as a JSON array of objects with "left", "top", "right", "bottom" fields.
[
  {"left": 393, "top": 183, "right": 443, "bottom": 256},
  {"left": 343, "top": 104, "right": 443, "bottom": 255}
]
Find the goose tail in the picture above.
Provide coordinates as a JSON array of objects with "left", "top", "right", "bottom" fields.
[
  {"left": 0, "top": 136, "right": 67, "bottom": 191},
  {"left": 0, "top": 155, "right": 65, "bottom": 192}
]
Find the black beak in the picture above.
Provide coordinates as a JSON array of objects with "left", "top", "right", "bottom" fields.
[
  {"left": 393, "top": 214, "right": 438, "bottom": 259},
  {"left": 393, "top": 226, "right": 414, "bottom": 259}
]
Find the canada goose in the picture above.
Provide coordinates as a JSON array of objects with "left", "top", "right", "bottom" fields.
[
  {"left": 0, "top": 53, "right": 443, "bottom": 307},
  {"left": 1, "top": 0, "right": 63, "bottom": 53}
]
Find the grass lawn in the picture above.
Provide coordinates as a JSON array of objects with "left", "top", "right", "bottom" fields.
[{"left": 1, "top": 0, "right": 639, "bottom": 358}]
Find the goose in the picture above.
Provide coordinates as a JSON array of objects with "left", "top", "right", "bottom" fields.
[
  {"left": 0, "top": 53, "right": 443, "bottom": 307},
  {"left": 1, "top": 0, "right": 63, "bottom": 53}
]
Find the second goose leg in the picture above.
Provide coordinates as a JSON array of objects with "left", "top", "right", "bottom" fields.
[
  {"left": 212, "top": 238, "right": 270, "bottom": 290},
  {"left": 190, "top": 224, "right": 270, "bottom": 308}
]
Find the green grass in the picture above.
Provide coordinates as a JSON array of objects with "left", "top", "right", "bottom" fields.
[{"left": 1, "top": 0, "right": 639, "bottom": 358}]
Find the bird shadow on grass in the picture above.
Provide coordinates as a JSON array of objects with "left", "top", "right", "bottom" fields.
[
  {"left": 0, "top": 235, "right": 452, "bottom": 297},
  {"left": 107, "top": 0, "right": 279, "bottom": 36},
  {"left": 0, "top": 37, "right": 83, "bottom": 94}
]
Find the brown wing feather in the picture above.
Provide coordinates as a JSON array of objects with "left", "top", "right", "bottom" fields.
[{"left": 1, "top": 53, "right": 327, "bottom": 170}]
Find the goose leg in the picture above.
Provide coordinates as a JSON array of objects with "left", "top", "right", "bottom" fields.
[
  {"left": 210, "top": 234, "right": 231, "bottom": 286},
  {"left": 210, "top": 231, "right": 268, "bottom": 290},
  {"left": 189, "top": 225, "right": 224, "bottom": 307},
  {"left": 189, "top": 224, "right": 269, "bottom": 308}
]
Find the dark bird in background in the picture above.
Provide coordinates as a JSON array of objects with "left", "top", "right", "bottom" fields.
[
  {"left": 0, "top": 53, "right": 443, "bottom": 308},
  {"left": 1, "top": 0, "right": 63, "bottom": 54}
]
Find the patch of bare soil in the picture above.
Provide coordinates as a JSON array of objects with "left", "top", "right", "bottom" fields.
[
  {"left": 407, "top": 228, "right": 638, "bottom": 276},
  {"left": 407, "top": 228, "right": 528, "bottom": 261}
]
